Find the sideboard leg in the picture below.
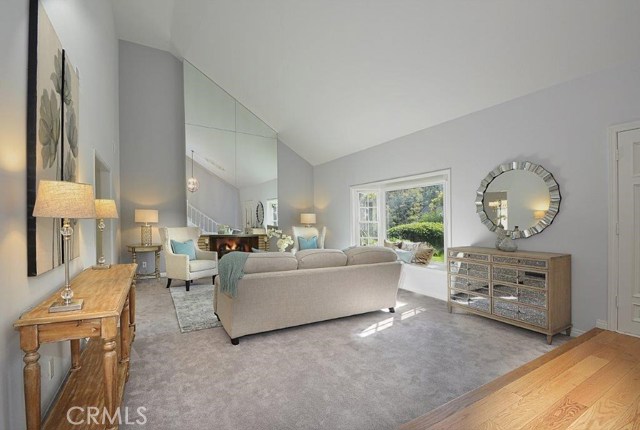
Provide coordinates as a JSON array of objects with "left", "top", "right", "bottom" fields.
[
  {"left": 566, "top": 327, "right": 572, "bottom": 337},
  {"left": 546, "top": 334, "right": 553, "bottom": 345}
]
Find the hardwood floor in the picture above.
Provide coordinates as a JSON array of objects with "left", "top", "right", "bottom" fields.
[{"left": 399, "top": 329, "right": 640, "bottom": 430}]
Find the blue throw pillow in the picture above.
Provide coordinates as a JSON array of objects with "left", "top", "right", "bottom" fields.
[
  {"left": 395, "top": 249, "right": 414, "bottom": 264},
  {"left": 298, "top": 236, "right": 318, "bottom": 250},
  {"left": 171, "top": 239, "right": 197, "bottom": 260}
]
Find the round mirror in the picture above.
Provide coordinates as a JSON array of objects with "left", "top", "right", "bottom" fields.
[
  {"left": 475, "top": 161, "right": 561, "bottom": 239},
  {"left": 256, "top": 201, "right": 264, "bottom": 226}
]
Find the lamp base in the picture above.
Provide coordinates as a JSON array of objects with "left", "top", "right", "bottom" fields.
[
  {"left": 92, "top": 263, "right": 111, "bottom": 270},
  {"left": 49, "top": 298, "right": 84, "bottom": 313}
]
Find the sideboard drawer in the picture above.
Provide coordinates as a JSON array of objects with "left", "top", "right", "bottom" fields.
[
  {"left": 448, "top": 250, "right": 490, "bottom": 262},
  {"left": 493, "top": 283, "right": 547, "bottom": 308},
  {"left": 493, "top": 300, "right": 547, "bottom": 328},
  {"left": 449, "top": 260, "right": 490, "bottom": 279},
  {"left": 493, "top": 266, "right": 547, "bottom": 289},
  {"left": 450, "top": 290, "right": 491, "bottom": 314},
  {"left": 492, "top": 255, "right": 548, "bottom": 269},
  {"left": 449, "top": 275, "right": 489, "bottom": 295}
]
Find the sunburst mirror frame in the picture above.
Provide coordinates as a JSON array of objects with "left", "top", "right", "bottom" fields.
[{"left": 475, "top": 161, "right": 561, "bottom": 239}]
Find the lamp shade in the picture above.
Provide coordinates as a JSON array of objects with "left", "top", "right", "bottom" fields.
[
  {"left": 300, "top": 213, "right": 316, "bottom": 225},
  {"left": 33, "top": 180, "right": 96, "bottom": 219},
  {"left": 95, "top": 199, "right": 119, "bottom": 219},
  {"left": 135, "top": 209, "right": 158, "bottom": 224}
]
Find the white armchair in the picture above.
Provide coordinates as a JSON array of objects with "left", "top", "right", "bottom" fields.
[
  {"left": 291, "top": 226, "right": 327, "bottom": 254},
  {"left": 159, "top": 227, "right": 218, "bottom": 292}
]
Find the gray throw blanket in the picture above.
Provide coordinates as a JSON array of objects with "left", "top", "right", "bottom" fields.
[{"left": 218, "top": 252, "right": 250, "bottom": 298}]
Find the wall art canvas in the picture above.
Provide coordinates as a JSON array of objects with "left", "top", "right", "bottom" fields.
[
  {"left": 62, "top": 52, "right": 80, "bottom": 261},
  {"left": 27, "top": 0, "right": 81, "bottom": 276}
]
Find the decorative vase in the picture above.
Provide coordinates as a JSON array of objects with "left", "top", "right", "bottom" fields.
[
  {"left": 495, "top": 229, "right": 506, "bottom": 250},
  {"left": 498, "top": 235, "right": 517, "bottom": 252}
]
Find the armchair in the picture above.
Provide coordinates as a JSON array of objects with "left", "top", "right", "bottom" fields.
[
  {"left": 291, "top": 226, "right": 327, "bottom": 254},
  {"left": 159, "top": 227, "right": 218, "bottom": 291}
]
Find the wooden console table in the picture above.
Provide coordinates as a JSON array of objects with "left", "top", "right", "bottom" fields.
[
  {"left": 14, "top": 264, "right": 137, "bottom": 430},
  {"left": 127, "top": 243, "right": 161, "bottom": 279}
]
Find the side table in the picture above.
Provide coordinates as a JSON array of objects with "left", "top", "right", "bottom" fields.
[{"left": 127, "top": 244, "right": 162, "bottom": 279}]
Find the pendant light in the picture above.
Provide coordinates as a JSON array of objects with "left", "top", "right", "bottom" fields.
[{"left": 187, "top": 150, "right": 199, "bottom": 193}]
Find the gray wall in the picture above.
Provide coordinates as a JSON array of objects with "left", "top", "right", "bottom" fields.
[
  {"left": 188, "top": 159, "right": 242, "bottom": 229},
  {"left": 119, "top": 41, "right": 186, "bottom": 272},
  {"left": 277, "top": 140, "right": 315, "bottom": 235},
  {"left": 0, "top": 1, "right": 120, "bottom": 428},
  {"left": 314, "top": 61, "right": 640, "bottom": 335}
]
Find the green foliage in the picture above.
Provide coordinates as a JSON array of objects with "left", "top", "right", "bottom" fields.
[
  {"left": 387, "top": 221, "right": 444, "bottom": 251},
  {"left": 385, "top": 185, "right": 443, "bottom": 228}
]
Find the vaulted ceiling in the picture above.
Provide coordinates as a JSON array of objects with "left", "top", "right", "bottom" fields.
[{"left": 112, "top": 0, "right": 640, "bottom": 165}]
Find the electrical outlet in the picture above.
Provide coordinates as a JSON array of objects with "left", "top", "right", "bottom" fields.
[
  {"left": 48, "top": 358, "right": 55, "bottom": 380},
  {"left": 142, "top": 261, "right": 147, "bottom": 269}
]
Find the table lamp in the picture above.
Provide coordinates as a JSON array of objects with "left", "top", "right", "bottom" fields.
[
  {"left": 135, "top": 209, "right": 158, "bottom": 246},
  {"left": 300, "top": 213, "right": 316, "bottom": 227},
  {"left": 32, "top": 180, "right": 96, "bottom": 312},
  {"left": 93, "top": 199, "right": 119, "bottom": 270}
]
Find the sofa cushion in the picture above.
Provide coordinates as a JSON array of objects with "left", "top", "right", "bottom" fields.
[
  {"left": 243, "top": 253, "right": 298, "bottom": 274},
  {"left": 296, "top": 249, "right": 347, "bottom": 269},
  {"left": 344, "top": 246, "right": 398, "bottom": 266},
  {"left": 189, "top": 259, "right": 216, "bottom": 272}
]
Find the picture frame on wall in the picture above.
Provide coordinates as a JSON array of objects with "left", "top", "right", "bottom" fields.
[{"left": 26, "top": 0, "right": 81, "bottom": 276}]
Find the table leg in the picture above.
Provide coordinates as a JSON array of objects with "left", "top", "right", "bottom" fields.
[
  {"left": 129, "top": 279, "right": 136, "bottom": 339},
  {"left": 102, "top": 318, "right": 118, "bottom": 430},
  {"left": 131, "top": 250, "right": 138, "bottom": 279},
  {"left": 155, "top": 250, "right": 160, "bottom": 279},
  {"left": 20, "top": 326, "right": 41, "bottom": 430},
  {"left": 70, "top": 339, "right": 81, "bottom": 371},
  {"left": 120, "top": 299, "right": 130, "bottom": 365}
]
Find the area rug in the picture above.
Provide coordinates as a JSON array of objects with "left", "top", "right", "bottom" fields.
[{"left": 169, "top": 284, "right": 221, "bottom": 333}]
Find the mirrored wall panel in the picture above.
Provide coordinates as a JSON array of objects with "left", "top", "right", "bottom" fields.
[{"left": 183, "top": 61, "right": 278, "bottom": 233}]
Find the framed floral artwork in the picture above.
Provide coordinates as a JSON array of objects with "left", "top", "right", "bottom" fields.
[{"left": 27, "top": 0, "right": 81, "bottom": 276}]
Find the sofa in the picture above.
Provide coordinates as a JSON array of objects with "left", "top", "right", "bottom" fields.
[{"left": 214, "top": 246, "right": 401, "bottom": 344}]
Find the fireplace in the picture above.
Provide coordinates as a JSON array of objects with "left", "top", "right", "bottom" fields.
[{"left": 201, "top": 234, "right": 262, "bottom": 259}]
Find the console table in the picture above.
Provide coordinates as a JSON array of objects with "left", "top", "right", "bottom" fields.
[
  {"left": 447, "top": 246, "right": 571, "bottom": 344},
  {"left": 14, "top": 264, "right": 137, "bottom": 430}
]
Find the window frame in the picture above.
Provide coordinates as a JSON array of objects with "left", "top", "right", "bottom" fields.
[{"left": 350, "top": 169, "right": 452, "bottom": 264}]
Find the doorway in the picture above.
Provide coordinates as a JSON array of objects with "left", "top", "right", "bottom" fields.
[
  {"left": 609, "top": 122, "right": 640, "bottom": 337},
  {"left": 94, "top": 152, "right": 113, "bottom": 265}
]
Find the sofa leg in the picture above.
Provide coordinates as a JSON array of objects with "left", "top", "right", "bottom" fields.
[
  {"left": 231, "top": 338, "right": 239, "bottom": 346},
  {"left": 214, "top": 313, "right": 220, "bottom": 322},
  {"left": 389, "top": 307, "right": 395, "bottom": 313},
  {"left": 166, "top": 278, "right": 172, "bottom": 288},
  {"left": 185, "top": 280, "right": 191, "bottom": 292},
  {"left": 212, "top": 275, "right": 217, "bottom": 284}
]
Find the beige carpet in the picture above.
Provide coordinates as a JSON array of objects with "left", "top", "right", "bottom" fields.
[{"left": 122, "top": 278, "right": 567, "bottom": 430}]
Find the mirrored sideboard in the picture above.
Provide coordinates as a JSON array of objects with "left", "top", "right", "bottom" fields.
[{"left": 447, "top": 246, "right": 571, "bottom": 344}]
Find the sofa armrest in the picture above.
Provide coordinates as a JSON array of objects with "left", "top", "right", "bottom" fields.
[
  {"left": 165, "top": 252, "right": 189, "bottom": 280},
  {"left": 195, "top": 248, "right": 218, "bottom": 262}
]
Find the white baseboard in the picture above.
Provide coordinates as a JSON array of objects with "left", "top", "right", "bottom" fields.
[
  {"left": 596, "top": 319, "right": 608, "bottom": 330},
  {"left": 570, "top": 328, "right": 585, "bottom": 337}
]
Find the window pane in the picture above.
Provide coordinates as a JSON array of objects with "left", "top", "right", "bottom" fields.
[{"left": 385, "top": 184, "right": 444, "bottom": 252}]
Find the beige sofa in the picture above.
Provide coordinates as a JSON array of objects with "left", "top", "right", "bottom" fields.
[{"left": 214, "top": 247, "right": 401, "bottom": 344}]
